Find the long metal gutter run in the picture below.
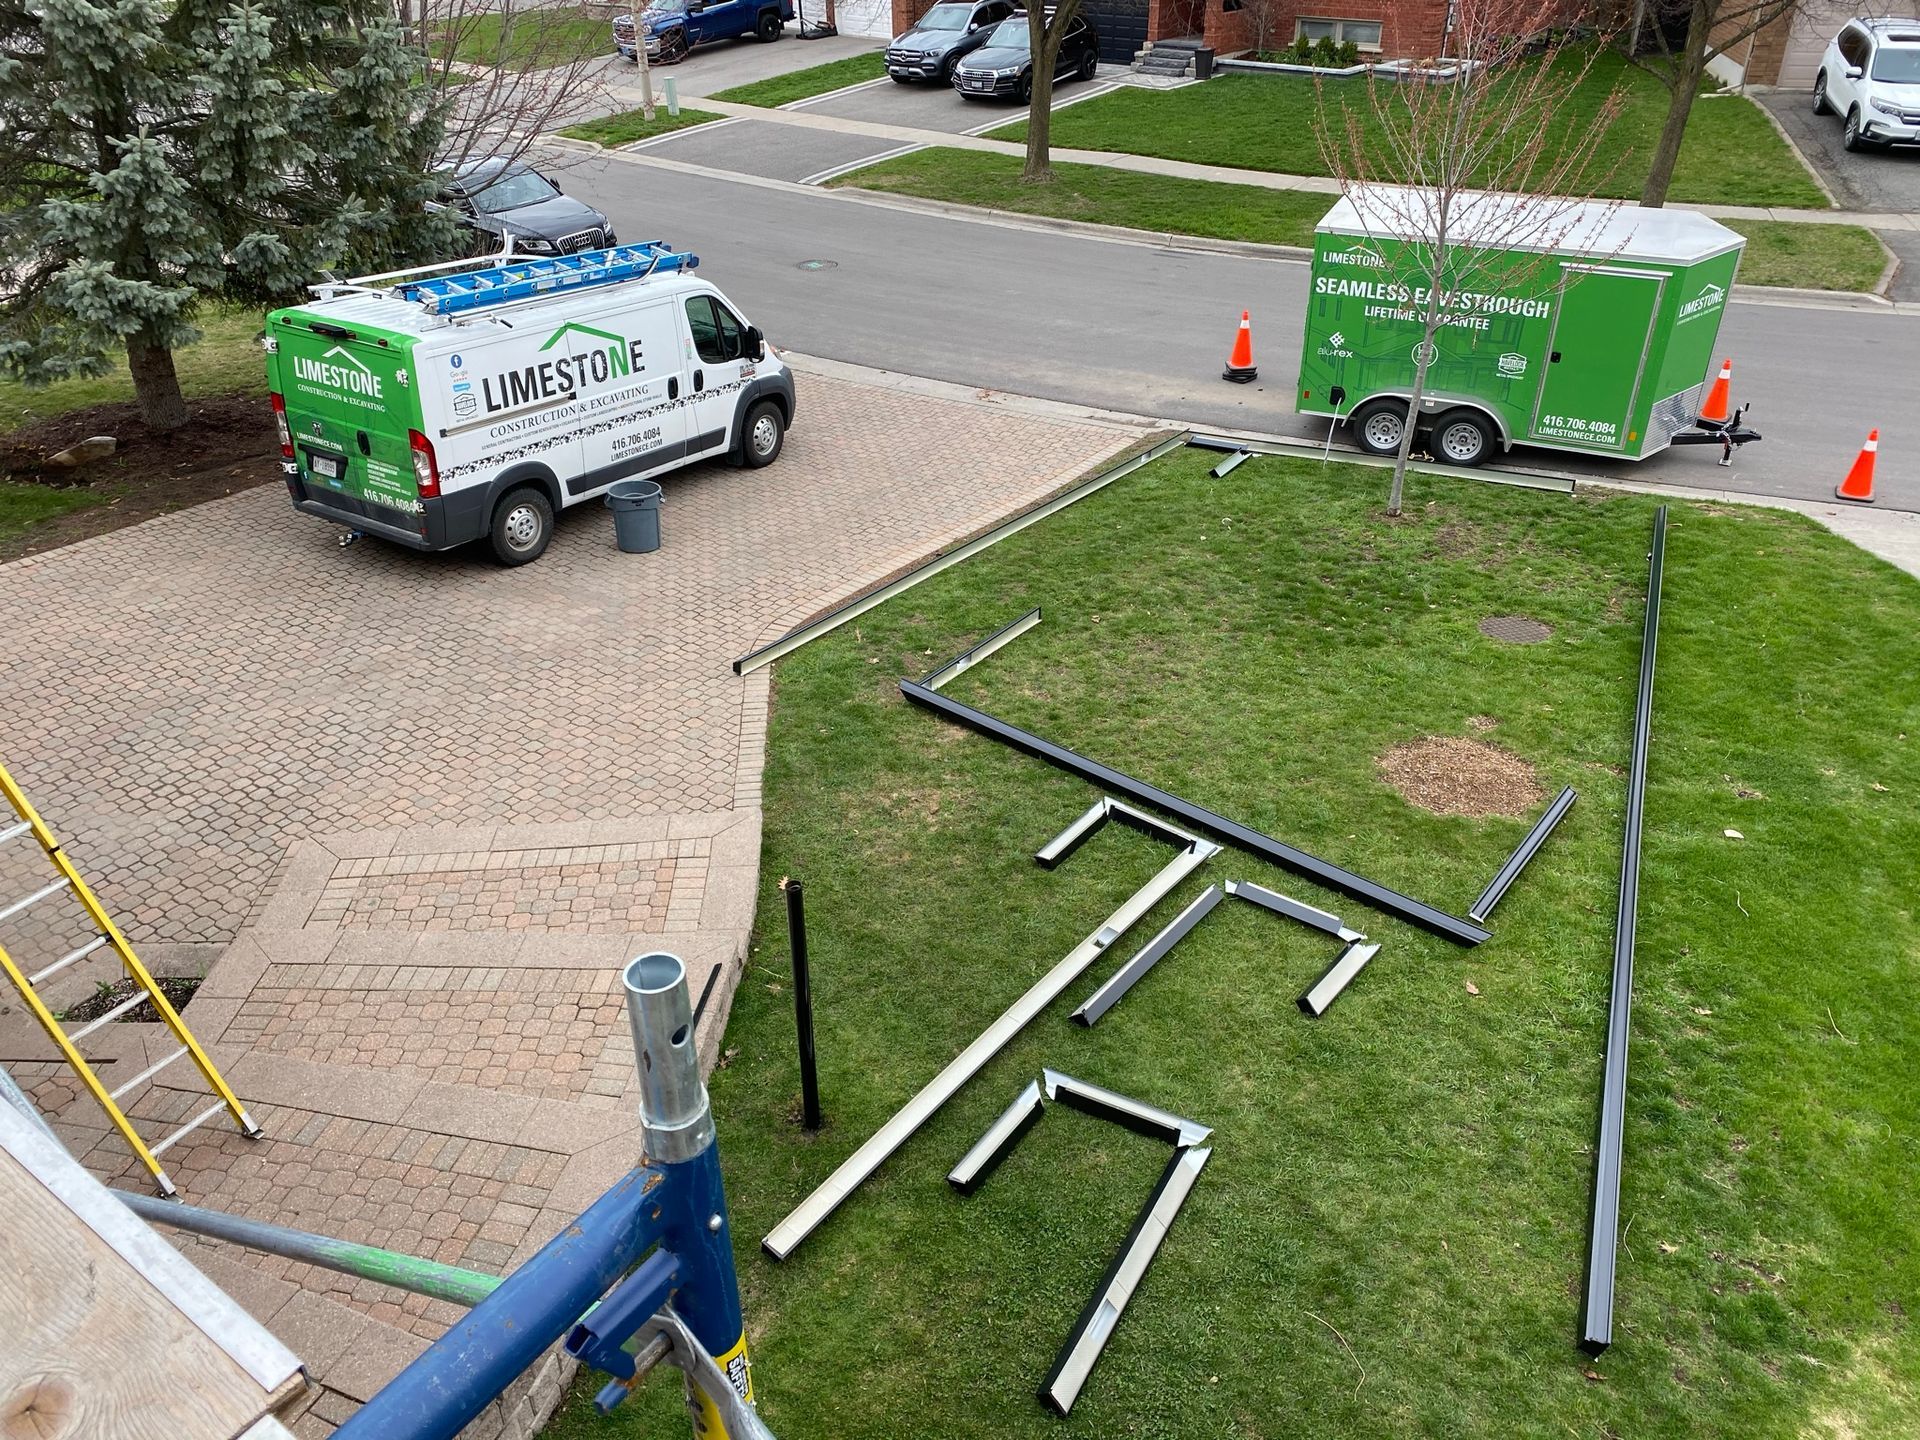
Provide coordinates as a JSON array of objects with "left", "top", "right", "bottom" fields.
[
  {"left": 1580, "top": 506, "right": 1666, "bottom": 1356},
  {"left": 947, "top": 1079, "right": 1046, "bottom": 1196},
  {"left": 730, "top": 435, "right": 1189, "bottom": 675},
  {"left": 1469, "top": 785, "right": 1578, "bottom": 922},
  {"left": 761, "top": 834, "right": 1219, "bottom": 1260},
  {"left": 899, "top": 675, "right": 1490, "bottom": 946}
]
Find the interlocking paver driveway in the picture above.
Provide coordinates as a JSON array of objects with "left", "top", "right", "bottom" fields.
[{"left": 0, "top": 363, "right": 1138, "bottom": 1435}]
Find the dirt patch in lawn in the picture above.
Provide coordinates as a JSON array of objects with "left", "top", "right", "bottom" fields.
[
  {"left": 0, "top": 394, "right": 276, "bottom": 560},
  {"left": 1379, "top": 735, "right": 1546, "bottom": 818}
]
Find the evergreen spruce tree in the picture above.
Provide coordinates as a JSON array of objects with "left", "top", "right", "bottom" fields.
[{"left": 0, "top": 0, "right": 454, "bottom": 430}]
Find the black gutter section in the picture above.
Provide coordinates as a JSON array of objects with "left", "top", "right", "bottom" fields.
[
  {"left": 1071, "top": 885, "right": 1223, "bottom": 1027},
  {"left": 947, "top": 1079, "right": 1045, "bottom": 1196},
  {"left": 1297, "top": 941, "right": 1382, "bottom": 1017},
  {"left": 1038, "top": 1144, "right": 1212, "bottom": 1415},
  {"left": 1580, "top": 506, "right": 1666, "bottom": 1357},
  {"left": 1041, "top": 1070, "right": 1211, "bottom": 1148},
  {"left": 1224, "top": 878, "right": 1363, "bottom": 942},
  {"left": 898, "top": 678, "right": 1491, "bottom": 946},
  {"left": 1469, "top": 785, "right": 1578, "bottom": 922}
]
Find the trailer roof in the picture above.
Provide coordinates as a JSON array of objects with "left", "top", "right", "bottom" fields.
[{"left": 1315, "top": 187, "right": 1743, "bottom": 264}]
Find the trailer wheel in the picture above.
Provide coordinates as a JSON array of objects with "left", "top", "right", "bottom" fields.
[
  {"left": 1351, "top": 399, "right": 1409, "bottom": 457},
  {"left": 1433, "top": 408, "right": 1495, "bottom": 467},
  {"left": 489, "top": 486, "right": 553, "bottom": 566}
]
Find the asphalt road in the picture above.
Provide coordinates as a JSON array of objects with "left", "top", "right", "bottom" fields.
[{"left": 556, "top": 152, "right": 1918, "bottom": 510}]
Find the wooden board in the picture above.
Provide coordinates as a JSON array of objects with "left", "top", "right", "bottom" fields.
[{"left": 0, "top": 1104, "right": 304, "bottom": 1440}]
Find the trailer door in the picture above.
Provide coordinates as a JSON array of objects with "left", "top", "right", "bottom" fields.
[{"left": 1529, "top": 265, "right": 1665, "bottom": 452}]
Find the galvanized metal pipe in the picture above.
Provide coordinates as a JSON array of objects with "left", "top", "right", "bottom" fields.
[{"left": 1581, "top": 507, "right": 1666, "bottom": 1356}]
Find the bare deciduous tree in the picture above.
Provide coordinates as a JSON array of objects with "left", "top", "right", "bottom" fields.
[
  {"left": 1315, "top": 0, "right": 1629, "bottom": 514},
  {"left": 414, "top": 0, "right": 620, "bottom": 180},
  {"left": 1022, "top": 0, "right": 1087, "bottom": 182},
  {"left": 1626, "top": 0, "right": 1796, "bottom": 207}
]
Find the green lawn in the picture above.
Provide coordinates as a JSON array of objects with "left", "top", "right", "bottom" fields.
[
  {"left": 434, "top": 10, "right": 607, "bottom": 71},
  {"left": 1722, "top": 220, "right": 1888, "bottom": 292},
  {"left": 987, "top": 51, "right": 1828, "bottom": 209},
  {"left": 545, "top": 453, "right": 1920, "bottom": 1438},
  {"left": 558, "top": 106, "right": 724, "bottom": 147},
  {"left": 835, "top": 149, "right": 1884, "bottom": 292},
  {"left": 0, "top": 307, "right": 266, "bottom": 437},
  {"left": 831, "top": 148, "right": 1333, "bottom": 246},
  {"left": 710, "top": 50, "right": 886, "bottom": 106}
]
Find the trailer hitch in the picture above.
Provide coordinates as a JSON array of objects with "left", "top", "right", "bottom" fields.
[{"left": 1670, "top": 404, "right": 1760, "bottom": 465}]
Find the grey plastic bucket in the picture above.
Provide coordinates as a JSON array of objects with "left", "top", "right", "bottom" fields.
[{"left": 606, "top": 479, "right": 663, "bottom": 554}]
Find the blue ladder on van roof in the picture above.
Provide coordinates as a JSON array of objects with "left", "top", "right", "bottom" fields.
[{"left": 394, "top": 243, "right": 699, "bottom": 315}]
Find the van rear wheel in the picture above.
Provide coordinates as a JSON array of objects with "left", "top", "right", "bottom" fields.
[
  {"left": 1432, "top": 408, "right": 1495, "bottom": 467},
  {"left": 1351, "top": 399, "right": 1409, "bottom": 457},
  {"left": 742, "top": 400, "right": 785, "bottom": 469},
  {"left": 489, "top": 486, "right": 553, "bottom": 566}
]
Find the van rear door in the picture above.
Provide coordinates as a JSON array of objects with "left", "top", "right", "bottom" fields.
[{"left": 271, "top": 312, "right": 423, "bottom": 519}]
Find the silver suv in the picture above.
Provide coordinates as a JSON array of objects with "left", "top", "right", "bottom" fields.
[{"left": 1814, "top": 17, "right": 1920, "bottom": 152}]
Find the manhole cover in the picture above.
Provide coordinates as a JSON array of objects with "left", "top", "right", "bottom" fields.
[
  {"left": 795, "top": 259, "right": 838, "bottom": 271},
  {"left": 1479, "top": 615, "right": 1553, "bottom": 644}
]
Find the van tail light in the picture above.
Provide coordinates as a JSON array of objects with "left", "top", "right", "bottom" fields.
[
  {"left": 269, "top": 393, "right": 293, "bottom": 459},
  {"left": 409, "top": 429, "right": 440, "bottom": 499}
]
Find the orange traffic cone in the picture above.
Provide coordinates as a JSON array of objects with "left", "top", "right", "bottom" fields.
[
  {"left": 1698, "top": 357, "right": 1732, "bottom": 428},
  {"left": 1223, "top": 310, "right": 1257, "bottom": 384},
  {"left": 1836, "top": 428, "right": 1878, "bottom": 503}
]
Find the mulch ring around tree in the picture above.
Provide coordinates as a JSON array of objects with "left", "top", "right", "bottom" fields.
[
  {"left": 1, "top": 394, "right": 276, "bottom": 561},
  {"left": 1378, "top": 735, "right": 1546, "bottom": 819},
  {"left": 59, "top": 975, "right": 201, "bottom": 1027}
]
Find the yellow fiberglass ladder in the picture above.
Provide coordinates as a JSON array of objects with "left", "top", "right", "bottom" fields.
[{"left": 0, "top": 760, "right": 259, "bottom": 1194}]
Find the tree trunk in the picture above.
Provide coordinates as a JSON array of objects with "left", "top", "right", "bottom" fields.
[
  {"left": 128, "top": 331, "right": 189, "bottom": 431},
  {"left": 1388, "top": 284, "right": 1447, "bottom": 516},
  {"left": 1641, "top": 0, "right": 1710, "bottom": 208},
  {"left": 1022, "top": 8, "right": 1072, "bottom": 182}
]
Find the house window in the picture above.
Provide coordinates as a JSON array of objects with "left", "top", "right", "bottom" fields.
[{"left": 1294, "top": 17, "right": 1384, "bottom": 50}]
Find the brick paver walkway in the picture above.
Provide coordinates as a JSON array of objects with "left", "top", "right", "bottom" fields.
[{"left": 0, "top": 364, "right": 1140, "bottom": 1438}]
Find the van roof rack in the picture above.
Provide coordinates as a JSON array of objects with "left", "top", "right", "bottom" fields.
[{"left": 392, "top": 242, "right": 699, "bottom": 316}]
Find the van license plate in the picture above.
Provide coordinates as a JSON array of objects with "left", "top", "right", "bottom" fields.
[{"left": 311, "top": 454, "right": 342, "bottom": 479}]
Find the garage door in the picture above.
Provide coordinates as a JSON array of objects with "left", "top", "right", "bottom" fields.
[
  {"left": 834, "top": 0, "right": 896, "bottom": 40},
  {"left": 1776, "top": 0, "right": 1919, "bottom": 90},
  {"left": 1081, "top": 0, "right": 1146, "bottom": 62}
]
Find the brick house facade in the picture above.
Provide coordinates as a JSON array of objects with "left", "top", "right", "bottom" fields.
[{"left": 887, "top": 0, "right": 1456, "bottom": 62}]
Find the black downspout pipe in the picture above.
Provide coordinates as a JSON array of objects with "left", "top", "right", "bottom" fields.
[
  {"left": 782, "top": 877, "right": 822, "bottom": 1132},
  {"left": 1581, "top": 505, "right": 1666, "bottom": 1355}
]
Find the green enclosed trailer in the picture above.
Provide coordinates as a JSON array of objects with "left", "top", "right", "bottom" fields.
[{"left": 1297, "top": 187, "right": 1747, "bottom": 466}]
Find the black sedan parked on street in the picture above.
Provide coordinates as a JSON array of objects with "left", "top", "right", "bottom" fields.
[
  {"left": 886, "top": 0, "right": 1021, "bottom": 84},
  {"left": 951, "top": 11, "right": 1098, "bottom": 102},
  {"left": 437, "top": 160, "right": 617, "bottom": 258}
]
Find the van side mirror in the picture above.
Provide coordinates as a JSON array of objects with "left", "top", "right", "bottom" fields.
[{"left": 745, "top": 324, "right": 765, "bottom": 361}]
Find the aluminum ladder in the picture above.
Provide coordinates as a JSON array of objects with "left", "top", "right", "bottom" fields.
[
  {"left": 394, "top": 242, "right": 699, "bottom": 316},
  {"left": 0, "top": 759, "right": 259, "bottom": 1194}
]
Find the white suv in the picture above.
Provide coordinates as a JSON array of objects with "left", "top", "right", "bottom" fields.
[{"left": 1814, "top": 18, "right": 1920, "bottom": 152}]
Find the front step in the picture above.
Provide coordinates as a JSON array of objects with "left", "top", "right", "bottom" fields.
[{"left": 1130, "top": 37, "right": 1207, "bottom": 77}]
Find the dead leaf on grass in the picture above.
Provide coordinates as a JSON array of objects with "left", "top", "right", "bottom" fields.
[
  {"left": 1464, "top": 980, "right": 1480, "bottom": 996},
  {"left": 1724, "top": 829, "right": 1744, "bottom": 840}
]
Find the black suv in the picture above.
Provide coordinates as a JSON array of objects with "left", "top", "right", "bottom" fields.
[
  {"left": 887, "top": 0, "right": 1021, "bottom": 84},
  {"left": 437, "top": 160, "right": 616, "bottom": 257},
  {"left": 951, "top": 10, "right": 1099, "bottom": 101}
]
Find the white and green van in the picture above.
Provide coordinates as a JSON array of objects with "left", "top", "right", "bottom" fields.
[{"left": 265, "top": 244, "right": 794, "bottom": 565}]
